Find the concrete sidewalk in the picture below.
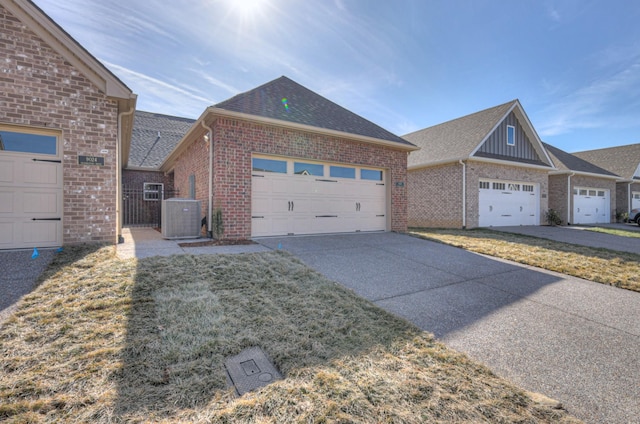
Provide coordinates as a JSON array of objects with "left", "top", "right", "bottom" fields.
[
  {"left": 257, "top": 232, "right": 640, "bottom": 424},
  {"left": 116, "top": 227, "right": 270, "bottom": 259}
]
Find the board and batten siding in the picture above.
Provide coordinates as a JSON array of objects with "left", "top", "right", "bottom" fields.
[{"left": 476, "top": 112, "right": 541, "bottom": 162}]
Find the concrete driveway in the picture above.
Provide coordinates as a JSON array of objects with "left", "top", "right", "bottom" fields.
[{"left": 257, "top": 232, "right": 640, "bottom": 424}]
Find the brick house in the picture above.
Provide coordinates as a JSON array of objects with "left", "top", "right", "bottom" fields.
[
  {"left": 544, "top": 143, "right": 619, "bottom": 225},
  {"left": 0, "top": 0, "right": 137, "bottom": 249},
  {"left": 122, "top": 111, "right": 194, "bottom": 226},
  {"left": 159, "top": 76, "right": 417, "bottom": 239},
  {"left": 403, "top": 100, "right": 555, "bottom": 228},
  {"left": 572, "top": 143, "right": 640, "bottom": 220}
]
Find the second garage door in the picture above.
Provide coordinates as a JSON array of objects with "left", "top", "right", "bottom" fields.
[
  {"left": 573, "top": 187, "right": 609, "bottom": 224},
  {"left": 251, "top": 156, "right": 387, "bottom": 237},
  {"left": 478, "top": 179, "right": 539, "bottom": 227}
]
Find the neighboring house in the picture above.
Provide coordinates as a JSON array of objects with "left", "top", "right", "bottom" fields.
[
  {"left": 0, "top": 0, "right": 136, "bottom": 249},
  {"left": 572, "top": 143, "right": 640, "bottom": 216},
  {"left": 544, "top": 143, "right": 619, "bottom": 225},
  {"left": 122, "top": 111, "right": 195, "bottom": 226},
  {"left": 160, "top": 76, "right": 417, "bottom": 239},
  {"left": 403, "top": 100, "right": 555, "bottom": 228}
]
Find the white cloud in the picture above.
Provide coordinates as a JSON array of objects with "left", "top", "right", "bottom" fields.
[{"left": 537, "top": 59, "right": 640, "bottom": 136}]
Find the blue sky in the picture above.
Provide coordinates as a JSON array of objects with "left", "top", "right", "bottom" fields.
[{"left": 37, "top": 0, "right": 640, "bottom": 152}]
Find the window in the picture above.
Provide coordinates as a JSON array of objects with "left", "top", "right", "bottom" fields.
[
  {"left": 573, "top": 189, "right": 578, "bottom": 195},
  {"left": 144, "top": 183, "right": 163, "bottom": 201},
  {"left": 330, "top": 166, "right": 355, "bottom": 179},
  {"left": 588, "top": 190, "right": 597, "bottom": 196},
  {"left": 0, "top": 128, "right": 57, "bottom": 155},
  {"left": 634, "top": 193, "right": 640, "bottom": 200},
  {"left": 597, "top": 190, "right": 605, "bottom": 197},
  {"left": 479, "top": 181, "right": 490, "bottom": 189},
  {"left": 507, "top": 125, "right": 515, "bottom": 146},
  {"left": 579, "top": 189, "right": 587, "bottom": 196},
  {"left": 508, "top": 183, "right": 520, "bottom": 191},
  {"left": 361, "top": 169, "right": 383, "bottom": 181},
  {"left": 294, "top": 162, "right": 323, "bottom": 176},
  {"left": 252, "top": 158, "right": 287, "bottom": 173},
  {"left": 493, "top": 182, "right": 506, "bottom": 190},
  {"left": 523, "top": 184, "right": 534, "bottom": 192}
]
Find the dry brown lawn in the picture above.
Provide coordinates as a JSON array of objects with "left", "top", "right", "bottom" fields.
[
  {"left": 410, "top": 228, "right": 640, "bottom": 292},
  {"left": 0, "top": 245, "right": 582, "bottom": 423}
]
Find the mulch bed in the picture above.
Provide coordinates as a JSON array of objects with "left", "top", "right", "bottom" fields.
[{"left": 178, "top": 239, "right": 257, "bottom": 247}]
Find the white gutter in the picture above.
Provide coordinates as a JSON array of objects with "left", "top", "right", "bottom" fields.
[
  {"left": 567, "top": 172, "right": 574, "bottom": 224},
  {"left": 629, "top": 182, "right": 633, "bottom": 215},
  {"left": 409, "top": 156, "right": 556, "bottom": 172},
  {"left": 117, "top": 105, "right": 135, "bottom": 243},
  {"left": 201, "top": 120, "right": 214, "bottom": 235},
  {"left": 459, "top": 160, "right": 466, "bottom": 228}
]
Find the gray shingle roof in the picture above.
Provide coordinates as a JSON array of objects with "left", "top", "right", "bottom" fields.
[
  {"left": 129, "top": 111, "right": 196, "bottom": 169},
  {"left": 214, "top": 76, "right": 413, "bottom": 147},
  {"left": 572, "top": 143, "right": 640, "bottom": 180},
  {"left": 543, "top": 143, "right": 619, "bottom": 177},
  {"left": 404, "top": 100, "right": 517, "bottom": 167}
]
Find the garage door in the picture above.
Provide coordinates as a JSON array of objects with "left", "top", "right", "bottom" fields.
[
  {"left": 251, "top": 156, "right": 387, "bottom": 236},
  {"left": 573, "top": 187, "right": 609, "bottom": 224},
  {"left": 478, "top": 179, "right": 538, "bottom": 227},
  {"left": 632, "top": 192, "right": 640, "bottom": 210},
  {"left": 0, "top": 128, "right": 63, "bottom": 249}
]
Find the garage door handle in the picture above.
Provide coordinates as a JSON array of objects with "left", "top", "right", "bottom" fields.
[
  {"left": 32, "top": 217, "right": 61, "bottom": 221},
  {"left": 32, "top": 158, "right": 62, "bottom": 163},
  {"left": 316, "top": 179, "right": 337, "bottom": 183},
  {"left": 288, "top": 201, "right": 291, "bottom": 211},
  {"left": 252, "top": 216, "right": 264, "bottom": 219},
  {"left": 291, "top": 201, "right": 294, "bottom": 211},
  {"left": 316, "top": 215, "right": 337, "bottom": 218}
]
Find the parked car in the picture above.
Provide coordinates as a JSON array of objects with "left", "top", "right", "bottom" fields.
[{"left": 631, "top": 208, "right": 640, "bottom": 226}]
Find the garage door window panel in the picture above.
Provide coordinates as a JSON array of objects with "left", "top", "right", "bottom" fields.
[
  {"left": 0, "top": 130, "right": 57, "bottom": 156},
  {"left": 252, "top": 158, "right": 287, "bottom": 174},
  {"left": 330, "top": 166, "right": 355, "bottom": 179},
  {"left": 361, "top": 169, "right": 383, "bottom": 181},
  {"left": 294, "top": 162, "right": 323, "bottom": 176}
]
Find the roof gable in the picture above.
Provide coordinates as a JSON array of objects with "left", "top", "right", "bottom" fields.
[
  {"left": 129, "top": 111, "right": 195, "bottom": 169},
  {"left": 544, "top": 143, "right": 619, "bottom": 177},
  {"left": 572, "top": 143, "right": 640, "bottom": 180},
  {"left": 404, "top": 100, "right": 553, "bottom": 169},
  {"left": 214, "top": 76, "right": 413, "bottom": 147}
]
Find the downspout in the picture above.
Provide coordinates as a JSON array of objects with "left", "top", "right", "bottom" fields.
[
  {"left": 629, "top": 182, "right": 633, "bottom": 216},
  {"left": 201, "top": 120, "right": 214, "bottom": 236},
  {"left": 567, "top": 172, "right": 574, "bottom": 225},
  {"left": 117, "top": 105, "right": 135, "bottom": 243},
  {"left": 459, "top": 160, "right": 466, "bottom": 228}
]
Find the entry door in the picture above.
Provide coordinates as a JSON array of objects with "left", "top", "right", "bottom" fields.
[{"left": 0, "top": 129, "right": 63, "bottom": 249}]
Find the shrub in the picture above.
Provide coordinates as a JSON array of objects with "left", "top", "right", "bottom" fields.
[{"left": 545, "top": 208, "right": 562, "bottom": 226}]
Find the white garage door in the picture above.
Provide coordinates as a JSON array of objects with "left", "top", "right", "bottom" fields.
[
  {"left": 0, "top": 128, "right": 63, "bottom": 249},
  {"left": 573, "top": 187, "right": 609, "bottom": 224},
  {"left": 632, "top": 192, "right": 640, "bottom": 210},
  {"left": 251, "top": 156, "right": 387, "bottom": 237},
  {"left": 478, "top": 179, "right": 539, "bottom": 227}
]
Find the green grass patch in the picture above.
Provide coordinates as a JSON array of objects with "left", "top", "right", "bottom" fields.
[
  {"left": 0, "top": 246, "right": 581, "bottom": 423},
  {"left": 410, "top": 228, "right": 640, "bottom": 293},
  {"left": 583, "top": 226, "right": 640, "bottom": 238}
]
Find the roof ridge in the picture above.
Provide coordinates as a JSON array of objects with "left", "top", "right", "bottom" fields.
[{"left": 404, "top": 99, "right": 518, "bottom": 137}]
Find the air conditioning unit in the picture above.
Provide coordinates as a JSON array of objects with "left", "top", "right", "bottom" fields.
[{"left": 161, "top": 198, "right": 202, "bottom": 239}]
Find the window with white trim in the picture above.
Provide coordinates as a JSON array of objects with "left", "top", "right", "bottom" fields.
[
  {"left": 597, "top": 190, "right": 605, "bottom": 197},
  {"left": 508, "top": 183, "right": 521, "bottom": 191},
  {"left": 523, "top": 184, "right": 534, "bottom": 192},
  {"left": 479, "top": 181, "right": 490, "bottom": 189},
  {"left": 493, "top": 182, "right": 506, "bottom": 190},
  {"left": 143, "top": 183, "right": 163, "bottom": 201},
  {"left": 507, "top": 125, "right": 515, "bottom": 146}
]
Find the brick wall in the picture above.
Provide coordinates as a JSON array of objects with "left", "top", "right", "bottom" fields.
[
  {"left": 172, "top": 134, "right": 210, "bottom": 234},
  {"left": 466, "top": 161, "right": 549, "bottom": 228},
  {"left": 172, "top": 117, "right": 408, "bottom": 239},
  {"left": 617, "top": 181, "right": 640, "bottom": 215},
  {"left": 1, "top": 5, "right": 119, "bottom": 244},
  {"left": 408, "top": 164, "right": 463, "bottom": 228},
  {"left": 550, "top": 174, "right": 616, "bottom": 224},
  {"left": 548, "top": 174, "right": 569, "bottom": 224},
  {"left": 123, "top": 169, "right": 174, "bottom": 191},
  {"left": 408, "top": 161, "right": 549, "bottom": 228}
]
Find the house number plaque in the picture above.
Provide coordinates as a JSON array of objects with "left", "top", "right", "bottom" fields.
[{"left": 78, "top": 155, "right": 105, "bottom": 166}]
